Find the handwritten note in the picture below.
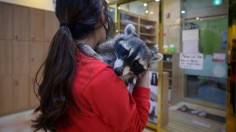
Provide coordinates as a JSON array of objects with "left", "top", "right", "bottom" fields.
[{"left": 180, "top": 53, "right": 204, "bottom": 70}]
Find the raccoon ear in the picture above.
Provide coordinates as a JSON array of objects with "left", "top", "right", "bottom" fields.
[
  {"left": 124, "top": 24, "right": 136, "bottom": 35},
  {"left": 150, "top": 52, "right": 163, "bottom": 63}
]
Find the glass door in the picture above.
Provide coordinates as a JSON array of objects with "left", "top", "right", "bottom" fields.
[
  {"left": 182, "top": 0, "right": 228, "bottom": 109},
  {"left": 159, "top": 0, "right": 230, "bottom": 132},
  {"left": 108, "top": 0, "right": 235, "bottom": 132},
  {"left": 109, "top": 0, "right": 161, "bottom": 130}
]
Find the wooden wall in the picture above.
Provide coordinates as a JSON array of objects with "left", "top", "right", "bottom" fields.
[{"left": 0, "top": 2, "right": 58, "bottom": 116}]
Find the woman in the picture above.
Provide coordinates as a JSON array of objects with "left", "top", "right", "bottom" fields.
[{"left": 32, "top": 0, "right": 150, "bottom": 131}]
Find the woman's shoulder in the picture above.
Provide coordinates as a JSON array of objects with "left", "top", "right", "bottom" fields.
[
  {"left": 74, "top": 52, "right": 126, "bottom": 94},
  {"left": 75, "top": 52, "right": 120, "bottom": 83},
  {"left": 76, "top": 52, "right": 111, "bottom": 70}
]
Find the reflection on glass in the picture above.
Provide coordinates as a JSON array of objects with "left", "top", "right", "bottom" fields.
[
  {"left": 182, "top": 0, "right": 228, "bottom": 107},
  {"left": 117, "top": 0, "right": 160, "bottom": 128},
  {"left": 186, "top": 75, "right": 226, "bottom": 105}
]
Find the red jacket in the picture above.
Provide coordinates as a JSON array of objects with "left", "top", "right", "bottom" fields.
[{"left": 57, "top": 52, "right": 150, "bottom": 132}]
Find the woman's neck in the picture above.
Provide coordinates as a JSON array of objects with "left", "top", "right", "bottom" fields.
[{"left": 76, "top": 35, "right": 97, "bottom": 49}]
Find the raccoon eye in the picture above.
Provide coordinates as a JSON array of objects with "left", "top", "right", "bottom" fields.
[
  {"left": 131, "top": 61, "right": 145, "bottom": 74},
  {"left": 115, "top": 42, "right": 129, "bottom": 58}
]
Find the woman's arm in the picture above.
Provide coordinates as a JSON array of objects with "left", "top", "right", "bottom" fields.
[{"left": 135, "top": 70, "right": 150, "bottom": 88}]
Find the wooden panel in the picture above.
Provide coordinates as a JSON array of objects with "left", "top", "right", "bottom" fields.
[
  {"left": 0, "top": 40, "right": 12, "bottom": 76},
  {"left": 0, "top": 2, "right": 12, "bottom": 40},
  {"left": 163, "top": 0, "right": 181, "bottom": 26},
  {"left": 147, "top": 1, "right": 159, "bottom": 21},
  {"left": 13, "top": 5, "right": 30, "bottom": 41},
  {"left": 13, "top": 41, "right": 29, "bottom": 75},
  {"left": 171, "top": 53, "right": 184, "bottom": 105},
  {"left": 161, "top": 72, "right": 169, "bottom": 127},
  {"left": 29, "top": 42, "right": 45, "bottom": 74},
  {"left": 0, "top": 76, "right": 13, "bottom": 115},
  {"left": 45, "top": 11, "right": 58, "bottom": 42},
  {"left": 12, "top": 75, "right": 29, "bottom": 111},
  {"left": 29, "top": 75, "right": 39, "bottom": 107},
  {"left": 30, "top": 8, "right": 45, "bottom": 42}
]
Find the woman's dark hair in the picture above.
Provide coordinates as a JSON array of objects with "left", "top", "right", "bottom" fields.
[{"left": 32, "top": 0, "right": 112, "bottom": 131}]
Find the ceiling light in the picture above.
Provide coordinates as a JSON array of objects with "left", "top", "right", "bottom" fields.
[
  {"left": 181, "top": 10, "right": 186, "bottom": 14},
  {"left": 109, "top": 9, "right": 114, "bottom": 12},
  {"left": 146, "top": 10, "right": 149, "bottom": 13},
  {"left": 155, "top": 0, "right": 160, "bottom": 2},
  {"left": 144, "top": 3, "right": 148, "bottom": 7},
  {"left": 213, "top": 0, "right": 223, "bottom": 6}
]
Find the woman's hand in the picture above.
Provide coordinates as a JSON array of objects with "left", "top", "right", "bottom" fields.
[{"left": 135, "top": 70, "right": 150, "bottom": 88}]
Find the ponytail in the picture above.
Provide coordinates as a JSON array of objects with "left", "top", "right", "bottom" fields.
[{"left": 32, "top": 26, "right": 76, "bottom": 132}]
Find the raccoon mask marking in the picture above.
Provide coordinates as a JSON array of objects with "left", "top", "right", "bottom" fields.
[{"left": 78, "top": 24, "right": 163, "bottom": 93}]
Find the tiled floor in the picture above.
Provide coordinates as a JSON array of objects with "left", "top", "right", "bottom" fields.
[
  {"left": 0, "top": 110, "right": 40, "bottom": 132},
  {"left": 0, "top": 110, "right": 154, "bottom": 132},
  {"left": 0, "top": 110, "right": 28, "bottom": 132}
]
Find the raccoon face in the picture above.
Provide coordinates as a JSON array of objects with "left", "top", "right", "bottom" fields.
[{"left": 113, "top": 24, "right": 162, "bottom": 79}]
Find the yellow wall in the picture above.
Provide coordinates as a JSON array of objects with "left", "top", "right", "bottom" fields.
[{"left": 0, "top": 0, "right": 54, "bottom": 11}]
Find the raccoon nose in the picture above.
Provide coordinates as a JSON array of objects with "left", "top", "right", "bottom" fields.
[{"left": 114, "top": 68, "right": 123, "bottom": 76}]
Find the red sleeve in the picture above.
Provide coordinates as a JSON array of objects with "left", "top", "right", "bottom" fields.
[{"left": 83, "top": 68, "right": 150, "bottom": 132}]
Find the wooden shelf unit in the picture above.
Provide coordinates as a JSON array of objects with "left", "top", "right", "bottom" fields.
[
  {"left": 119, "top": 11, "right": 157, "bottom": 49},
  {"left": 162, "top": 53, "right": 184, "bottom": 105},
  {"left": 163, "top": 54, "right": 173, "bottom": 90}
]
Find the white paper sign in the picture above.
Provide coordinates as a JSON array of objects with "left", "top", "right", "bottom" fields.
[
  {"left": 183, "top": 40, "right": 199, "bottom": 53},
  {"left": 182, "top": 29, "right": 199, "bottom": 41},
  {"left": 182, "top": 29, "right": 199, "bottom": 53},
  {"left": 180, "top": 53, "right": 204, "bottom": 70}
]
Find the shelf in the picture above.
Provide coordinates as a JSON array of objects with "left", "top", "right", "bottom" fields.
[
  {"left": 140, "top": 33, "right": 156, "bottom": 37},
  {"left": 163, "top": 61, "right": 173, "bottom": 63},
  {"left": 120, "top": 20, "right": 138, "bottom": 26},
  {"left": 120, "top": 11, "right": 139, "bottom": 24},
  {"left": 140, "top": 24, "right": 156, "bottom": 30},
  {"left": 163, "top": 69, "right": 172, "bottom": 72},
  {"left": 119, "top": 11, "right": 157, "bottom": 48},
  {"left": 140, "top": 18, "right": 156, "bottom": 26},
  {"left": 140, "top": 17, "right": 156, "bottom": 22}
]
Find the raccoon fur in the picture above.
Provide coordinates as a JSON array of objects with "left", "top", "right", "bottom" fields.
[{"left": 78, "top": 24, "right": 163, "bottom": 93}]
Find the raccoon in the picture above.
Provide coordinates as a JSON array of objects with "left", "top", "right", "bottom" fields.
[{"left": 78, "top": 24, "right": 163, "bottom": 92}]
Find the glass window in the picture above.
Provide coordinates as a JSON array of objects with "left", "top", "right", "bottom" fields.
[{"left": 182, "top": 0, "right": 228, "bottom": 108}]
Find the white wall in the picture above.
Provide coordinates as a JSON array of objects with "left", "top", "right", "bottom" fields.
[
  {"left": 183, "top": 0, "right": 228, "bottom": 19},
  {"left": 119, "top": 1, "right": 147, "bottom": 17},
  {"left": 129, "top": 1, "right": 146, "bottom": 16},
  {"left": 0, "top": 0, "right": 55, "bottom": 11},
  {"left": 163, "top": 0, "right": 181, "bottom": 53}
]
